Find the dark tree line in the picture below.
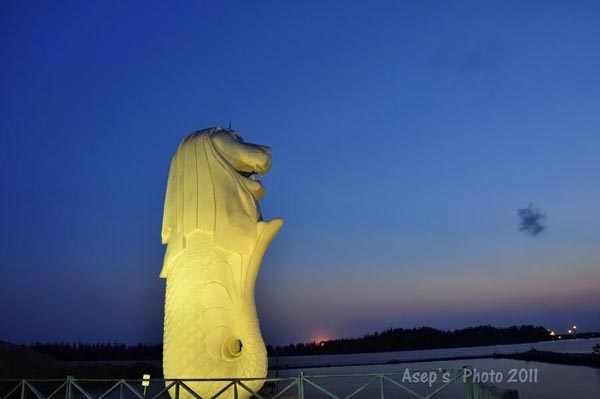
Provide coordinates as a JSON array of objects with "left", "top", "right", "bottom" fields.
[
  {"left": 29, "top": 342, "right": 162, "bottom": 361},
  {"left": 29, "top": 325, "right": 554, "bottom": 360},
  {"left": 266, "top": 325, "right": 554, "bottom": 356}
]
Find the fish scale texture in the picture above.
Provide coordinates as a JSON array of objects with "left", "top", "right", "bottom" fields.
[{"left": 163, "top": 230, "right": 267, "bottom": 399}]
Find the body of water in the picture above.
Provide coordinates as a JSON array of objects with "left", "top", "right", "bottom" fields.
[
  {"left": 269, "top": 337, "right": 600, "bottom": 369},
  {"left": 265, "top": 338, "right": 600, "bottom": 399}
]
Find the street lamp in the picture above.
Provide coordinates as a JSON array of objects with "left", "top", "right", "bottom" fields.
[{"left": 142, "top": 374, "right": 150, "bottom": 398}]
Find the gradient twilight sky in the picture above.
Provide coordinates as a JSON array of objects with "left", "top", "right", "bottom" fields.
[{"left": 1, "top": 0, "right": 599, "bottom": 346}]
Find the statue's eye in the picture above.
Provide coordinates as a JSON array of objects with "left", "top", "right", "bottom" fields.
[{"left": 231, "top": 132, "right": 244, "bottom": 142}]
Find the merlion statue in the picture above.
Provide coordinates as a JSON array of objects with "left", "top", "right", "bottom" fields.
[{"left": 160, "top": 126, "right": 283, "bottom": 399}]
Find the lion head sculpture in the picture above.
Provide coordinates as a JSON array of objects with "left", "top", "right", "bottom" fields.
[{"left": 160, "top": 126, "right": 274, "bottom": 278}]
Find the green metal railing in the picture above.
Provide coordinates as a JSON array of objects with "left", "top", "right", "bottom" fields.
[{"left": 1, "top": 367, "right": 517, "bottom": 399}]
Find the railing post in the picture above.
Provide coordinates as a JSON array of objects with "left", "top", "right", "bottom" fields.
[
  {"left": 297, "top": 372, "right": 304, "bottom": 399},
  {"left": 463, "top": 367, "right": 473, "bottom": 399},
  {"left": 233, "top": 380, "right": 238, "bottom": 399},
  {"left": 175, "top": 380, "right": 180, "bottom": 399},
  {"left": 65, "top": 376, "right": 74, "bottom": 399},
  {"left": 379, "top": 375, "right": 385, "bottom": 399},
  {"left": 20, "top": 380, "right": 25, "bottom": 399},
  {"left": 275, "top": 354, "right": 280, "bottom": 395}
]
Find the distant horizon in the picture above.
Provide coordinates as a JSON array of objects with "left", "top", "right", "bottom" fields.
[{"left": 6, "top": 322, "right": 597, "bottom": 347}]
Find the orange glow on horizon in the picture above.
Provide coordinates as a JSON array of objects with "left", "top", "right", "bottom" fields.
[{"left": 313, "top": 333, "right": 330, "bottom": 345}]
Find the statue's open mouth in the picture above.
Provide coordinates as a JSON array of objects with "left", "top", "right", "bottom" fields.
[
  {"left": 236, "top": 170, "right": 266, "bottom": 200},
  {"left": 239, "top": 171, "right": 259, "bottom": 179}
]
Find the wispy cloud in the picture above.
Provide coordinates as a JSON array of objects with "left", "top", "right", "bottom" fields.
[{"left": 432, "top": 39, "right": 508, "bottom": 80}]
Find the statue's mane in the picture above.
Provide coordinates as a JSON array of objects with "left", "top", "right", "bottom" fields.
[{"left": 160, "top": 128, "right": 259, "bottom": 278}]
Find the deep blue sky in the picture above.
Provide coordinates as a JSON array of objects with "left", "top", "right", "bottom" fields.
[{"left": 1, "top": 0, "right": 599, "bottom": 345}]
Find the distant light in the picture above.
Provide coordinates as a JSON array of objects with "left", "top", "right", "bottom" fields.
[
  {"left": 572, "top": 325, "right": 577, "bottom": 329},
  {"left": 142, "top": 374, "right": 151, "bottom": 387},
  {"left": 549, "top": 331, "right": 556, "bottom": 336},
  {"left": 313, "top": 333, "right": 330, "bottom": 344},
  {"left": 568, "top": 329, "right": 573, "bottom": 334}
]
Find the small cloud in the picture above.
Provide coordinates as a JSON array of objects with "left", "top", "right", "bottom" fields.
[{"left": 517, "top": 203, "right": 546, "bottom": 236}]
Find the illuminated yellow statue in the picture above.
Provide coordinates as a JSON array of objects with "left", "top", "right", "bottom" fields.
[{"left": 161, "top": 126, "right": 283, "bottom": 399}]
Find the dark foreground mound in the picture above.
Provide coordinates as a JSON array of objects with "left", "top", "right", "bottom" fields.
[
  {"left": 0, "top": 341, "right": 161, "bottom": 380},
  {"left": 0, "top": 340, "right": 66, "bottom": 378}
]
